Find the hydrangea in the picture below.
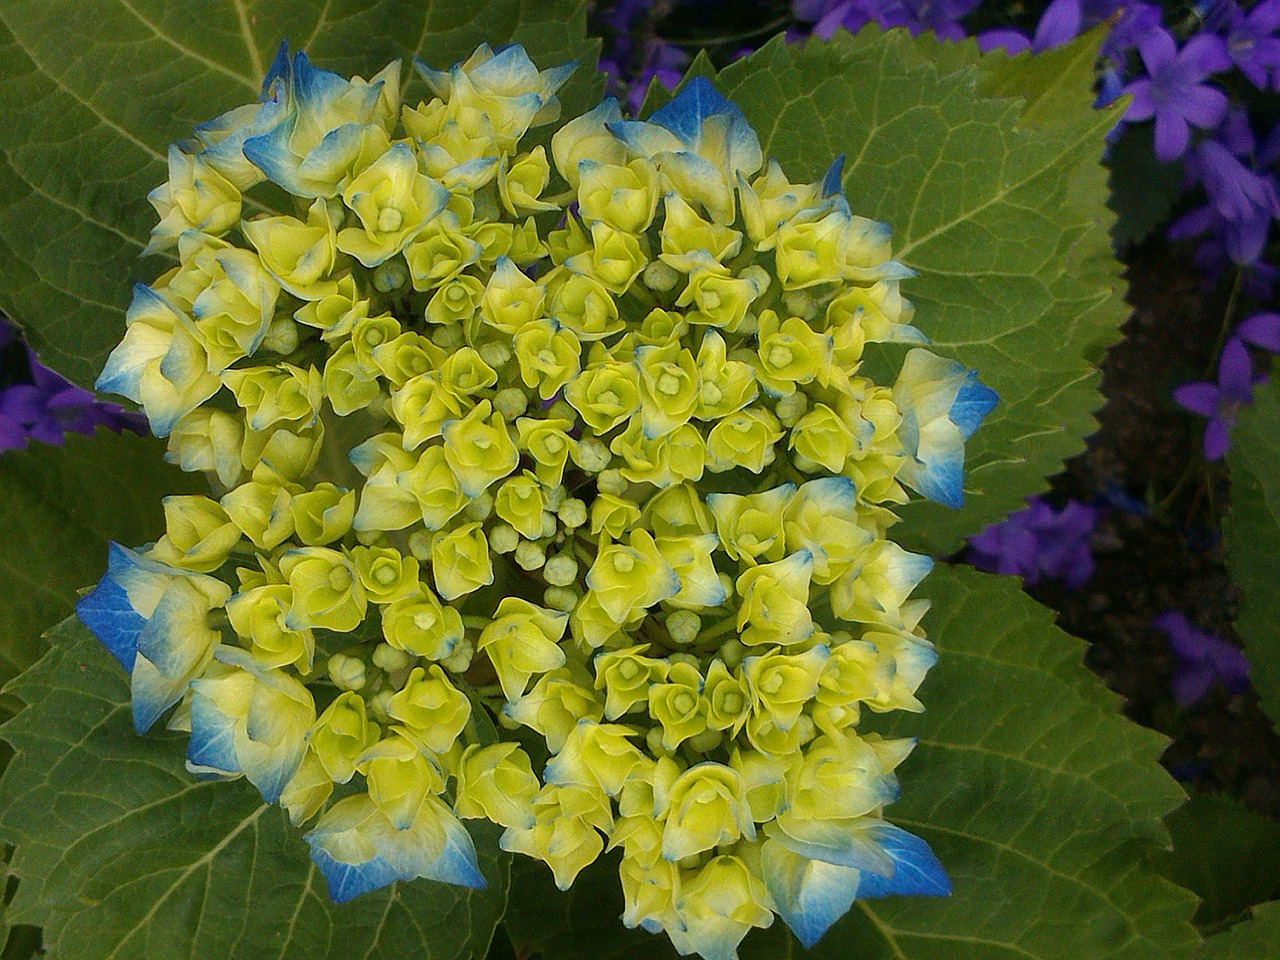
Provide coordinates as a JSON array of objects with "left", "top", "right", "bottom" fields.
[{"left": 78, "top": 41, "right": 997, "bottom": 959}]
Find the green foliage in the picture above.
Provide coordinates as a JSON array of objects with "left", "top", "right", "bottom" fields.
[
  {"left": 0, "top": 0, "right": 600, "bottom": 388},
  {"left": 1155, "top": 793, "right": 1280, "bottom": 931},
  {"left": 0, "top": 617, "right": 509, "bottom": 960},
  {"left": 501, "top": 565, "right": 1197, "bottom": 960},
  {"left": 0, "top": 430, "right": 199, "bottom": 716},
  {"left": 1106, "top": 124, "right": 1186, "bottom": 248},
  {"left": 718, "top": 31, "right": 1127, "bottom": 554},
  {"left": 1224, "top": 378, "right": 1280, "bottom": 733},
  {"left": 1200, "top": 901, "right": 1280, "bottom": 959}
]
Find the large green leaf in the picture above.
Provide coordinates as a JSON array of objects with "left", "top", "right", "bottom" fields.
[
  {"left": 0, "top": 617, "right": 510, "bottom": 960},
  {"left": 1200, "top": 901, "right": 1280, "bottom": 959},
  {"left": 502, "top": 564, "right": 1198, "bottom": 960},
  {"left": 1224, "top": 378, "right": 1280, "bottom": 733},
  {"left": 1155, "top": 793, "right": 1280, "bottom": 932},
  {"left": 0, "top": 0, "right": 601, "bottom": 388},
  {"left": 0, "top": 430, "right": 199, "bottom": 715},
  {"left": 717, "top": 31, "right": 1126, "bottom": 554}
]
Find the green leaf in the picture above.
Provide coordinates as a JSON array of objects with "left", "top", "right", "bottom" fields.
[
  {"left": 0, "top": 617, "right": 510, "bottom": 960},
  {"left": 502, "top": 565, "right": 1198, "bottom": 960},
  {"left": 1154, "top": 793, "right": 1280, "bottom": 931},
  {"left": 1224, "top": 378, "right": 1280, "bottom": 733},
  {"left": 0, "top": 0, "right": 601, "bottom": 388},
  {"left": 1200, "top": 901, "right": 1280, "bottom": 959},
  {"left": 717, "top": 31, "right": 1126, "bottom": 554},
  {"left": 0, "top": 430, "right": 200, "bottom": 715}
]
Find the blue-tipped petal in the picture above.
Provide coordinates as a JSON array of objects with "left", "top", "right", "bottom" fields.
[
  {"left": 649, "top": 76, "right": 741, "bottom": 145},
  {"left": 763, "top": 840, "right": 863, "bottom": 948},
  {"left": 243, "top": 119, "right": 302, "bottom": 194},
  {"left": 856, "top": 824, "right": 951, "bottom": 898},
  {"left": 416, "top": 815, "right": 486, "bottom": 889},
  {"left": 309, "top": 842, "right": 400, "bottom": 903},
  {"left": 131, "top": 654, "right": 190, "bottom": 733},
  {"left": 951, "top": 372, "right": 1000, "bottom": 439},
  {"left": 186, "top": 683, "right": 242, "bottom": 774},
  {"left": 821, "top": 154, "right": 845, "bottom": 198},
  {"left": 76, "top": 575, "right": 143, "bottom": 671}
]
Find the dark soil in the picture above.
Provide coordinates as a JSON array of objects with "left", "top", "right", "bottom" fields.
[{"left": 1020, "top": 240, "right": 1280, "bottom": 817}]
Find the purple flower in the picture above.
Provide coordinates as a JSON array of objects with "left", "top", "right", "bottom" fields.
[
  {"left": 1207, "top": 0, "right": 1280, "bottom": 89},
  {"left": 1101, "top": 1, "right": 1164, "bottom": 61},
  {"left": 1123, "top": 28, "right": 1232, "bottom": 161},
  {"left": 1172, "top": 336, "right": 1258, "bottom": 460},
  {"left": 1153, "top": 610, "right": 1249, "bottom": 705},
  {"left": 0, "top": 346, "right": 146, "bottom": 450},
  {"left": 806, "top": 0, "right": 978, "bottom": 41},
  {"left": 1186, "top": 139, "right": 1280, "bottom": 227},
  {"left": 967, "top": 496, "right": 1099, "bottom": 589},
  {"left": 977, "top": 0, "right": 1085, "bottom": 54},
  {"left": 1236, "top": 311, "right": 1280, "bottom": 352}
]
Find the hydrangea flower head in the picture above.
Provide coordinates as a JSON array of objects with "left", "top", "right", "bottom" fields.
[{"left": 80, "top": 42, "right": 997, "bottom": 959}]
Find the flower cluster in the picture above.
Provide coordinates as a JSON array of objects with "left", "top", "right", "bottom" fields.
[
  {"left": 78, "top": 41, "right": 996, "bottom": 959},
  {"left": 967, "top": 494, "right": 1098, "bottom": 589}
]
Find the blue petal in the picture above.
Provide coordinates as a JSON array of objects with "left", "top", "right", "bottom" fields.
[
  {"left": 307, "top": 842, "right": 400, "bottom": 903},
  {"left": 243, "top": 119, "right": 300, "bottom": 194},
  {"left": 291, "top": 50, "right": 349, "bottom": 111},
  {"left": 262, "top": 40, "right": 291, "bottom": 97},
  {"left": 950, "top": 372, "right": 999, "bottom": 439},
  {"left": 130, "top": 655, "right": 187, "bottom": 733},
  {"left": 417, "top": 817, "right": 487, "bottom": 890},
  {"left": 76, "top": 574, "right": 143, "bottom": 671},
  {"left": 821, "top": 154, "right": 845, "bottom": 198},
  {"left": 856, "top": 824, "right": 951, "bottom": 898},
  {"left": 186, "top": 685, "right": 241, "bottom": 775},
  {"left": 649, "top": 76, "right": 741, "bottom": 145}
]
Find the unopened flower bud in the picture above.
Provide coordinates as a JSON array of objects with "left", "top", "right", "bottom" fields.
[
  {"left": 515, "top": 540, "right": 546, "bottom": 571},
  {"left": 558, "top": 497, "right": 587, "bottom": 529},
  {"left": 666, "top": 610, "right": 701, "bottom": 644},
  {"left": 490, "top": 523, "right": 520, "bottom": 554},
  {"left": 328, "top": 653, "right": 367, "bottom": 691},
  {"left": 372, "top": 643, "right": 413, "bottom": 673},
  {"left": 544, "top": 554, "right": 579, "bottom": 586},
  {"left": 494, "top": 387, "right": 529, "bottom": 420}
]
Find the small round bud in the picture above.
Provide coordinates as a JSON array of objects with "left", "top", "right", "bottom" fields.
[
  {"left": 686, "top": 728, "right": 722, "bottom": 754},
  {"left": 643, "top": 260, "right": 680, "bottom": 292},
  {"left": 490, "top": 523, "right": 520, "bottom": 554},
  {"left": 478, "top": 340, "right": 512, "bottom": 370},
  {"left": 543, "top": 554, "right": 579, "bottom": 586},
  {"left": 596, "top": 468, "right": 627, "bottom": 495},
  {"left": 548, "top": 399, "right": 577, "bottom": 423},
  {"left": 666, "top": 610, "right": 702, "bottom": 644},
  {"left": 557, "top": 497, "right": 587, "bottom": 529},
  {"left": 431, "top": 323, "right": 465, "bottom": 350},
  {"left": 439, "top": 635, "right": 475, "bottom": 674},
  {"left": 543, "top": 585, "right": 580, "bottom": 611},
  {"left": 575, "top": 436, "right": 611, "bottom": 473},
  {"left": 373, "top": 259, "right": 409, "bottom": 292},
  {"left": 465, "top": 491, "right": 495, "bottom": 521},
  {"left": 540, "top": 511, "right": 558, "bottom": 539},
  {"left": 408, "top": 530, "right": 433, "bottom": 561},
  {"left": 544, "top": 484, "right": 568, "bottom": 510},
  {"left": 775, "top": 391, "right": 809, "bottom": 427},
  {"left": 367, "top": 688, "right": 394, "bottom": 722},
  {"left": 718, "top": 639, "right": 746, "bottom": 669},
  {"left": 514, "top": 540, "right": 546, "bottom": 571},
  {"left": 372, "top": 643, "right": 412, "bottom": 673},
  {"left": 261, "top": 317, "right": 301, "bottom": 355},
  {"left": 494, "top": 387, "right": 529, "bottom": 420},
  {"left": 328, "top": 653, "right": 367, "bottom": 692}
]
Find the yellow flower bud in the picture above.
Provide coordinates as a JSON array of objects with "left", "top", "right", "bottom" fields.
[
  {"left": 455, "top": 743, "right": 540, "bottom": 829},
  {"left": 735, "top": 551, "right": 815, "bottom": 647},
  {"left": 655, "top": 762, "right": 755, "bottom": 860},
  {"left": 477, "top": 597, "right": 570, "bottom": 702},
  {"left": 241, "top": 197, "right": 339, "bottom": 301},
  {"left": 311, "top": 691, "right": 379, "bottom": 784},
  {"left": 279, "top": 546, "right": 368, "bottom": 633},
  {"left": 295, "top": 274, "right": 370, "bottom": 341},
  {"left": 513, "top": 319, "right": 582, "bottom": 400},
  {"left": 352, "top": 545, "right": 421, "bottom": 605},
  {"left": 441, "top": 399, "right": 519, "bottom": 496},
  {"left": 322, "top": 341, "right": 382, "bottom": 416},
  {"left": 704, "top": 407, "right": 783, "bottom": 474},
  {"left": 149, "top": 495, "right": 241, "bottom": 572},
  {"left": 361, "top": 732, "right": 444, "bottom": 829},
  {"left": 504, "top": 669, "right": 602, "bottom": 752},
  {"left": 499, "top": 146, "right": 556, "bottom": 214},
  {"left": 547, "top": 270, "right": 624, "bottom": 341},
  {"left": 430, "top": 521, "right": 494, "bottom": 601},
  {"left": 648, "top": 661, "right": 707, "bottom": 752},
  {"left": 388, "top": 665, "right": 471, "bottom": 754},
  {"left": 593, "top": 645, "right": 669, "bottom": 720},
  {"left": 381, "top": 587, "right": 465, "bottom": 661},
  {"left": 290, "top": 482, "right": 356, "bottom": 545},
  {"left": 222, "top": 363, "right": 322, "bottom": 432}
]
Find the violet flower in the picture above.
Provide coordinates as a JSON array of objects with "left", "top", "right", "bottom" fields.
[
  {"left": 1123, "top": 27, "right": 1232, "bottom": 161},
  {"left": 1153, "top": 610, "right": 1249, "bottom": 705},
  {"left": 1206, "top": 0, "right": 1280, "bottom": 90},
  {"left": 0, "top": 344, "right": 146, "bottom": 451},
  {"left": 977, "top": 0, "right": 1084, "bottom": 54},
  {"left": 1236, "top": 311, "right": 1280, "bottom": 352},
  {"left": 967, "top": 495, "right": 1099, "bottom": 589},
  {"left": 1172, "top": 336, "right": 1258, "bottom": 460}
]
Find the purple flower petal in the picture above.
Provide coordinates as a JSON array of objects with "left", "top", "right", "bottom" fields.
[
  {"left": 1154, "top": 109, "right": 1191, "bottom": 162},
  {"left": 1178, "top": 84, "right": 1229, "bottom": 130},
  {"left": 1236, "top": 312, "right": 1280, "bottom": 352},
  {"left": 1173, "top": 381, "right": 1220, "bottom": 416}
]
